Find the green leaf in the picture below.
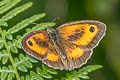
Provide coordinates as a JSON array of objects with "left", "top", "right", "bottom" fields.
[
  {"left": 0, "top": 42, "right": 4, "bottom": 49},
  {"left": 32, "top": 22, "right": 56, "bottom": 30},
  {"left": 72, "top": 77, "right": 80, "bottom": 80},
  {"left": 7, "top": 41, "right": 12, "bottom": 49},
  {"left": 1, "top": 66, "right": 8, "bottom": 80},
  {"left": 0, "top": 19, "right": 8, "bottom": 26},
  {"left": 10, "top": 46, "right": 18, "bottom": 53},
  {"left": 17, "top": 64, "right": 27, "bottom": 72},
  {"left": 1, "top": 50, "right": 8, "bottom": 64},
  {"left": 7, "top": 73, "right": 15, "bottom": 80},
  {"left": 27, "top": 55, "right": 38, "bottom": 63},
  {"left": 20, "top": 76, "right": 25, "bottom": 80},
  {"left": 18, "top": 54, "right": 33, "bottom": 68},
  {"left": 12, "top": 35, "right": 22, "bottom": 49},
  {"left": 0, "top": 0, "right": 21, "bottom": 14},
  {"left": 23, "top": 61, "right": 33, "bottom": 68},
  {"left": 30, "top": 71, "right": 36, "bottom": 78},
  {"left": 7, "top": 13, "right": 46, "bottom": 34},
  {"left": 15, "top": 41, "right": 21, "bottom": 48},
  {"left": 2, "top": 50, "right": 8, "bottom": 55},
  {"left": 2, "top": 56, "right": 8, "bottom": 64},
  {"left": 36, "top": 67, "right": 52, "bottom": 79},
  {"left": 8, "top": 65, "right": 13, "bottom": 70},
  {"left": 0, "top": 37, "right": 4, "bottom": 49},
  {"left": 30, "top": 71, "right": 44, "bottom": 80},
  {"left": 79, "top": 74, "right": 89, "bottom": 79},
  {"left": 79, "top": 65, "right": 103, "bottom": 73},
  {"left": 14, "top": 57, "right": 19, "bottom": 63},
  {"left": 26, "top": 22, "right": 56, "bottom": 33},
  {"left": 19, "top": 53, "right": 25, "bottom": 59},
  {"left": 2, "top": 2, "right": 33, "bottom": 21},
  {"left": 61, "top": 77, "right": 68, "bottom": 80},
  {"left": 42, "top": 64, "right": 58, "bottom": 74},
  {"left": 25, "top": 75, "right": 31, "bottom": 80},
  {"left": 35, "top": 75, "right": 44, "bottom": 80},
  {"left": 6, "top": 33, "right": 13, "bottom": 40},
  {"left": 12, "top": 39, "right": 21, "bottom": 48},
  {"left": 25, "top": 28, "right": 31, "bottom": 32},
  {"left": 16, "top": 35, "right": 22, "bottom": 40},
  {"left": 64, "top": 65, "right": 103, "bottom": 80},
  {"left": 0, "top": 0, "right": 11, "bottom": 6}
]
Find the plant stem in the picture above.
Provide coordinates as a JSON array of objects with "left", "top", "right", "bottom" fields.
[{"left": 0, "top": 27, "right": 20, "bottom": 80}]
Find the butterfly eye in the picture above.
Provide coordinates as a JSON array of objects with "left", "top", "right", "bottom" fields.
[
  {"left": 89, "top": 26, "right": 95, "bottom": 32},
  {"left": 28, "top": 40, "right": 33, "bottom": 46}
]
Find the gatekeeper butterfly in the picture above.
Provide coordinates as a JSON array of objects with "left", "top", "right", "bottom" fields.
[{"left": 22, "top": 20, "right": 106, "bottom": 70}]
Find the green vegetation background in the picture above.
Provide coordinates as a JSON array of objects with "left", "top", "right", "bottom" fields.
[{"left": 0, "top": 0, "right": 120, "bottom": 80}]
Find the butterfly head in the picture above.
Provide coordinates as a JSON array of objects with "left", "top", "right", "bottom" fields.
[
  {"left": 47, "top": 26, "right": 56, "bottom": 34},
  {"left": 47, "top": 26, "right": 57, "bottom": 40}
]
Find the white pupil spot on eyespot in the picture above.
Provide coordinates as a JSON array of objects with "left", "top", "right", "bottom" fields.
[
  {"left": 89, "top": 26, "right": 95, "bottom": 32},
  {"left": 28, "top": 40, "right": 33, "bottom": 46}
]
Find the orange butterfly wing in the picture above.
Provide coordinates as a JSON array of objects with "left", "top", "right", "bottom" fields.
[
  {"left": 22, "top": 30, "right": 50, "bottom": 60},
  {"left": 56, "top": 39, "right": 92, "bottom": 70},
  {"left": 43, "top": 38, "right": 92, "bottom": 70},
  {"left": 22, "top": 30, "right": 64, "bottom": 69},
  {"left": 56, "top": 20, "right": 106, "bottom": 50},
  {"left": 42, "top": 43, "right": 64, "bottom": 69}
]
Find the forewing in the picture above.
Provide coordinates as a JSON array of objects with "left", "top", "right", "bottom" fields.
[
  {"left": 22, "top": 30, "right": 64, "bottom": 69},
  {"left": 56, "top": 20, "right": 106, "bottom": 50},
  {"left": 22, "top": 30, "right": 49, "bottom": 60}
]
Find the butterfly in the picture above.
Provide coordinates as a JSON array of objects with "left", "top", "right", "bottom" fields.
[{"left": 21, "top": 20, "right": 106, "bottom": 70}]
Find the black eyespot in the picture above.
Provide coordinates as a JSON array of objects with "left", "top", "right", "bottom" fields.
[
  {"left": 89, "top": 26, "right": 95, "bottom": 32},
  {"left": 28, "top": 40, "right": 33, "bottom": 46}
]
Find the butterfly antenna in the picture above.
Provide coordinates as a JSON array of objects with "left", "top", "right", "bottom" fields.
[
  {"left": 52, "top": 17, "right": 60, "bottom": 23},
  {"left": 30, "top": 17, "right": 60, "bottom": 29},
  {"left": 47, "top": 17, "right": 60, "bottom": 29}
]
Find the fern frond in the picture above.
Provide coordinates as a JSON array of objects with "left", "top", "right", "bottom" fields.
[
  {"left": 24, "top": 64, "right": 58, "bottom": 80},
  {"left": 42, "top": 64, "right": 58, "bottom": 75},
  {"left": 7, "top": 13, "right": 46, "bottom": 34},
  {"left": 0, "top": 0, "right": 21, "bottom": 14},
  {"left": 0, "top": 27, "right": 20, "bottom": 80},
  {"left": 0, "top": 65, "right": 15, "bottom": 80},
  {"left": 14, "top": 54, "right": 37, "bottom": 72},
  {"left": 0, "top": 0, "right": 11, "bottom": 6},
  {"left": 0, "top": 0, "right": 47, "bottom": 80},
  {"left": 2, "top": 2, "right": 33, "bottom": 21},
  {"left": 26, "top": 22, "right": 56, "bottom": 33},
  {"left": 62, "top": 65, "right": 103, "bottom": 80},
  {"left": 0, "top": 50, "right": 8, "bottom": 64},
  {"left": 0, "top": 19, "right": 8, "bottom": 26}
]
